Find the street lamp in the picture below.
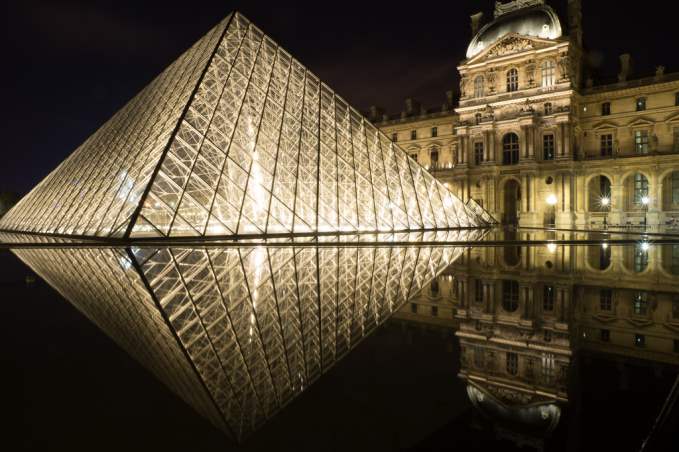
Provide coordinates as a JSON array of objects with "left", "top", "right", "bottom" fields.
[
  {"left": 601, "top": 196, "right": 610, "bottom": 229},
  {"left": 641, "top": 195, "right": 650, "bottom": 228}
]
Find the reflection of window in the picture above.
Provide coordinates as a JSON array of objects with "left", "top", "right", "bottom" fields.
[
  {"left": 474, "top": 76, "right": 484, "bottom": 98},
  {"left": 502, "top": 133, "right": 520, "bottom": 165},
  {"left": 543, "top": 285, "right": 554, "bottom": 311},
  {"left": 601, "top": 102, "right": 611, "bottom": 116},
  {"left": 632, "top": 292, "right": 648, "bottom": 315},
  {"left": 474, "top": 279, "right": 483, "bottom": 303},
  {"left": 635, "top": 130, "right": 649, "bottom": 154},
  {"left": 635, "top": 334, "right": 646, "bottom": 347},
  {"left": 671, "top": 172, "right": 679, "bottom": 203},
  {"left": 502, "top": 280, "right": 519, "bottom": 312},
  {"left": 633, "top": 173, "right": 649, "bottom": 204},
  {"left": 507, "top": 68, "right": 519, "bottom": 92},
  {"left": 431, "top": 126, "right": 438, "bottom": 137},
  {"left": 411, "top": 130, "right": 417, "bottom": 140},
  {"left": 672, "top": 245, "right": 679, "bottom": 275},
  {"left": 636, "top": 97, "right": 646, "bottom": 111},
  {"left": 474, "top": 142, "right": 484, "bottom": 165},
  {"left": 544, "top": 134, "right": 555, "bottom": 160},
  {"left": 544, "top": 102, "right": 553, "bottom": 115},
  {"left": 634, "top": 244, "right": 649, "bottom": 272},
  {"left": 600, "top": 329, "right": 610, "bottom": 342},
  {"left": 600, "top": 288, "right": 613, "bottom": 311},
  {"left": 506, "top": 352, "right": 518, "bottom": 375},
  {"left": 542, "top": 60, "right": 555, "bottom": 87},
  {"left": 600, "top": 134, "right": 613, "bottom": 156}
]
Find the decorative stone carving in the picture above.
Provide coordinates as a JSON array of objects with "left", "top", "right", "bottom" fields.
[
  {"left": 486, "top": 69, "right": 497, "bottom": 93},
  {"left": 486, "top": 36, "right": 535, "bottom": 58},
  {"left": 558, "top": 53, "right": 571, "bottom": 81},
  {"left": 460, "top": 74, "right": 469, "bottom": 98}
]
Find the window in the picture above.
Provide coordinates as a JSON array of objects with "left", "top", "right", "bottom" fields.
[
  {"left": 674, "top": 339, "right": 679, "bottom": 353},
  {"left": 632, "top": 292, "right": 648, "bottom": 315},
  {"left": 474, "top": 348, "right": 484, "bottom": 368},
  {"left": 634, "top": 334, "right": 645, "bottom": 347},
  {"left": 502, "top": 133, "right": 520, "bottom": 165},
  {"left": 431, "top": 279, "right": 440, "bottom": 296},
  {"left": 410, "top": 130, "right": 417, "bottom": 140},
  {"left": 474, "top": 142, "right": 484, "bottom": 165},
  {"left": 543, "top": 285, "right": 555, "bottom": 311},
  {"left": 633, "top": 173, "right": 649, "bottom": 205},
  {"left": 431, "top": 306, "right": 439, "bottom": 317},
  {"left": 544, "top": 330, "right": 552, "bottom": 342},
  {"left": 600, "top": 133, "right": 613, "bottom": 157},
  {"left": 474, "top": 279, "right": 484, "bottom": 303},
  {"left": 634, "top": 244, "right": 649, "bottom": 272},
  {"left": 600, "top": 329, "right": 610, "bottom": 342},
  {"left": 673, "top": 245, "right": 679, "bottom": 276},
  {"left": 410, "top": 303, "right": 417, "bottom": 314},
  {"left": 543, "top": 134, "right": 555, "bottom": 160},
  {"left": 544, "top": 102, "right": 553, "bottom": 115},
  {"left": 474, "top": 75, "right": 484, "bottom": 98},
  {"left": 676, "top": 92, "right": 679, "bottom": 106},
  {"left": 391, "top": 132, "right": 398, "bottom": 142},
  {"left": 507, "top": 68, "right": 519, "bottom": 92},
  {"left": 674, "top": 128, "right": 679, "bottom": 153},
  {"left": 635, "top": 130, "right": 649, "bottom": 154},
  {"left": 600, "top": 288, "right": 613, "bottom": 311},
  {"left": 673, "top": 300, "right": 679, "bottom": 319},
  {"left": 541, "top": 60, "right": 556, "bottom": 87},
  {"left": 410, "top": 153, "right": 418, "bottom": 162},
  {"left": 502, "top": 280, "right": 519, "bottom": 312},
  {"left": 636, "top": 97, "right": 646, "bottom": 111},
  {"left": 431, "top": 127, "right": 438, "bottom": 138},
  {"left": 475, "top": 113, "right": 482, "bottom": 125},
  {"left": 430, "top": 150, "right": 439, "bottom": 168},
  {"left": 506, "top": 352, "right": 518, "bottom": 375},
  {"left": 601, "top": 102, "right": 611, "bottom": 116}
]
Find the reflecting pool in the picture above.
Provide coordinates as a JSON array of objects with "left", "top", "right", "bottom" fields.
[{"left": 3, "top": 231, "right": 678, "bottom": 451}]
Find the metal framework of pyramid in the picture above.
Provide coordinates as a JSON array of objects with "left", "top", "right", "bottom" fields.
[{"left": 0, "top": 12, "right": 490, "bottom": 239}]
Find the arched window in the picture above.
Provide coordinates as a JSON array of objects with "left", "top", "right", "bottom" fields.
[
  {"left": 633, "top": 173, "right": 649, "bottom": 205},
  {"left": 474, "top": 75, "right": 484, "bottom": 98},
  {"left": 502, "top": 280, "right": 519, "bottom": 312},
  {"left": 507, "top": 68, "right": 519, "bottom": 92},
  {"left": 502, "top": 133, "right": 520, "bottom": 165},
  {"left": 541, "top": 60, "right": 556, "bottom": 87}
]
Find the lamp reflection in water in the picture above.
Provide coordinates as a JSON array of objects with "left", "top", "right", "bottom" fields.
[{"left": 9, "top": 229, "right": 484, "bottom": 442}]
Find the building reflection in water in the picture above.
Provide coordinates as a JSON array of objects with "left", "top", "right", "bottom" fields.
[
  {"left": 401, "top": 241, "right": 679, "bottom": 448},
  {"left": 9, "top": 230, "right": 484, "bottom": 443}
]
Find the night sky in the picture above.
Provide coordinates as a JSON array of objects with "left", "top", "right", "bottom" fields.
[{"left": 4, "top": 0, "right": 677, "bottom": 196}]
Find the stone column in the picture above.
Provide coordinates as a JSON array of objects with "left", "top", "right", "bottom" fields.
[
  {"left": 489, "top": 130, "right": 496, "bottom": 163},
  {"left": 559, "top": 123, "right": 565, "bottom": 157},
  {"left": 563, "top": 123, "right": 571, "bottom": 158},
  {"left": 521, "top": 175, "right": 529, "bottom": 213},
  {"left": 521, "top": 126, "right": 528, "bottom": 158},
  {"left": 527, "top": 126, "right": 535, "bottom": 159}
]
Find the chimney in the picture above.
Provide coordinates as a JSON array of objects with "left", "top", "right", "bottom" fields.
[
  {"left": 470, "top": 12, "right": 484, "bottom": 36},
  {"left": 567, "top": 0, "right": 583, "bottom": 47},
  {"left": 404, "top": 97, "right": 420, "bottom": 116},
  {"left": 446, "top": 90, "right": 454, "bottom": 106},
  {"left": 369, "top": 105, "right": 384, "bottom": 121},
  {"left": 655, "top": 65, "right": 665, "bottom": 80},
  {"left": 618, "top": 54, "right": 632, "bottom": 82}
]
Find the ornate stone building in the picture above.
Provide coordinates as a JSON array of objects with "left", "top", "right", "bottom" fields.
[{"left": 373, "top": 0, "right": 679, "bottom": 227}]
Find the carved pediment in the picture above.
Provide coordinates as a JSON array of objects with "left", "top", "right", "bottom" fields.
[{"left": 467, "top": 33, "right": 557, "bottom": 64}]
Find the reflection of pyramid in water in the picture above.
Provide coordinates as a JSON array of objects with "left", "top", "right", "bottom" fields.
[
  {"left": 12, "top": 230, "right": 483, "bottom": 441},
  {"left": 0, "top": 12, "right": 490, "bottom": 238}
]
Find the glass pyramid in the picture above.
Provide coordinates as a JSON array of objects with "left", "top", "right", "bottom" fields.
[
  {"left": 0, "top": 12, "right": 490, "bottom": 239},
  {"left": 11, "top": 230, "right": 483, "bottom": 441}
]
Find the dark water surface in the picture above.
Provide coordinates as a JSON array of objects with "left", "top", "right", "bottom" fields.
[{"left": 3, "top": 238, "right": 678, "bottom": 451}]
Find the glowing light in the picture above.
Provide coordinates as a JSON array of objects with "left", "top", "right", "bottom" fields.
[
  {"left": 600, "top": 197, "right": 610, "bottom": 207},
  {"left": 640, "top": 241, "right": 651, "bottom": 252},
  {"left": 641, "top": 196, "right": 650, "bottom": 206},
  {"left": 547, "top": 242, "right": 557, "bottom": 253},
  {"left": 601, "top": 242, "right": 609, "bottom": 250},
  {"left": 546, "top": 194, "right": 558, "bottom": 206}
]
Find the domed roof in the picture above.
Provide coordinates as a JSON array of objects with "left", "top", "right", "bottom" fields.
[{"left": 466, "top": 4, "right": 562, "bottom": 59}]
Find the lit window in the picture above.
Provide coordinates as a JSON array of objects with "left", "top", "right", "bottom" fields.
[
  {"left": 636, "top": 97, "right": 646, "bottom": 111},
  {"left": 600, "top": 288, "right": 612, "bottom": 311},
  {"left": 474, "top": 75, "right": 484, "bottom": 98},
  {"left": 633, "top": 173, "right": 649, "bottom": 205},
  {"left": 543, "top": 134, "right": 555, "bottom": 160},
  {"left": 632, "top": 292, "right": 648, "bottom": 315},
  {"left": 474, "top": 142, "right": 484, "bottom": 165},
  {"left": 601, "top": 102, "right": 611, "bottom": 116},
  {"left": 634, "top": 334, "right": 645, "bottom": 347},
  {"left": 411, "top": 130, "right": 417, "bottom": 140},
  {"left": 600, "top": 329, "right": 610, "bottom": 342},
  {"left": 507, "top": 68, "right": 519, "bottom": 92},
  {"left": 431, "top": 126, "right": 438, "bottom": 137},
  {"left": 502, "top": 133, "right": 520, "bottom": 165},
  {"left": 506, "top": 352, "right": 518, "bottom": 375},
  {"left": 544, "top": 102, "right": 553, "bottom": 115},
  {"left": 541, "top": 60, "right": 556, "bottom": 87},
  {"left": 635, "top": 130, "right": 649, "bottom": 154},
  {"left": 391, "top": 132, "right": 398, "bottom": 142},
  {"left": 502, "top": 280, "right": 519, "bottom": 312},
  {"left": 600, "top": 134, "right": 613, "bottom": 157},
  {"left": 543, "top": 285, "right": 554, "bottom": 311},
  {"left": 634, "top": 244, "right": 649, "bottom": 273}
]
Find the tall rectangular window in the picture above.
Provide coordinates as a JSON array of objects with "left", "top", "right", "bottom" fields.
[
  {"left": 601, "top": 102, "right": 611, "bottom": 116},
  {"left": 673, "top": 127, "right": 679, "bottom": 152},
  {"left": 430, "top": 150, "right": 439, "bottom": 168},
  {"left": 391, "top": 132, "right": 398, "bottom": 142},
  {"left": 543, "top": 134, "right": 555, "bottom": 160},
  {"left": 636, "top": 97, "right": 646, "bottom": 111},
  {"left": 600, "top": 288, "right": 613, "bottom": 311},
  {"left": 474, "top": 142, "right": 484, "bottom": 165},
  {"left": 634, "top": 173, "right": 649, "bottom": 204},
  {"left": 411, "top": 130, "right": 417, "bottom": 140},
  {"left": 635, "top": 130, "right": 649, "bottom": 154},
  {"left": 672, "top": 171, "right": 679, "bottom": 204},
  {"left": 675, "top": 92, "right": 679, "bottom": 106},
  {"left": 600, "top": 134, "right": 613, "bottom": 157},
  {"left": 506, "top": 352, "right": 518, "bottom": 375},
  {"left": 633, "top": 292, "right": 648, "bottom": 315},
  {"left": 474, "top": 279, "right": 484, "bottom": 303},
  {"left": 543, "top": 285, "right": 554, "bottom": 311},
  {"left": 431, "top": 127, "right": 438, "bottom": 138},
  {"left": 541, "top": 60, "right": 556, "bottom": 87},
  {"left": 507, "top": 69, "right": 519, "bottom": 92},
  {"left": 672, "top": 245, "right": 679, "bottom": 275}
]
